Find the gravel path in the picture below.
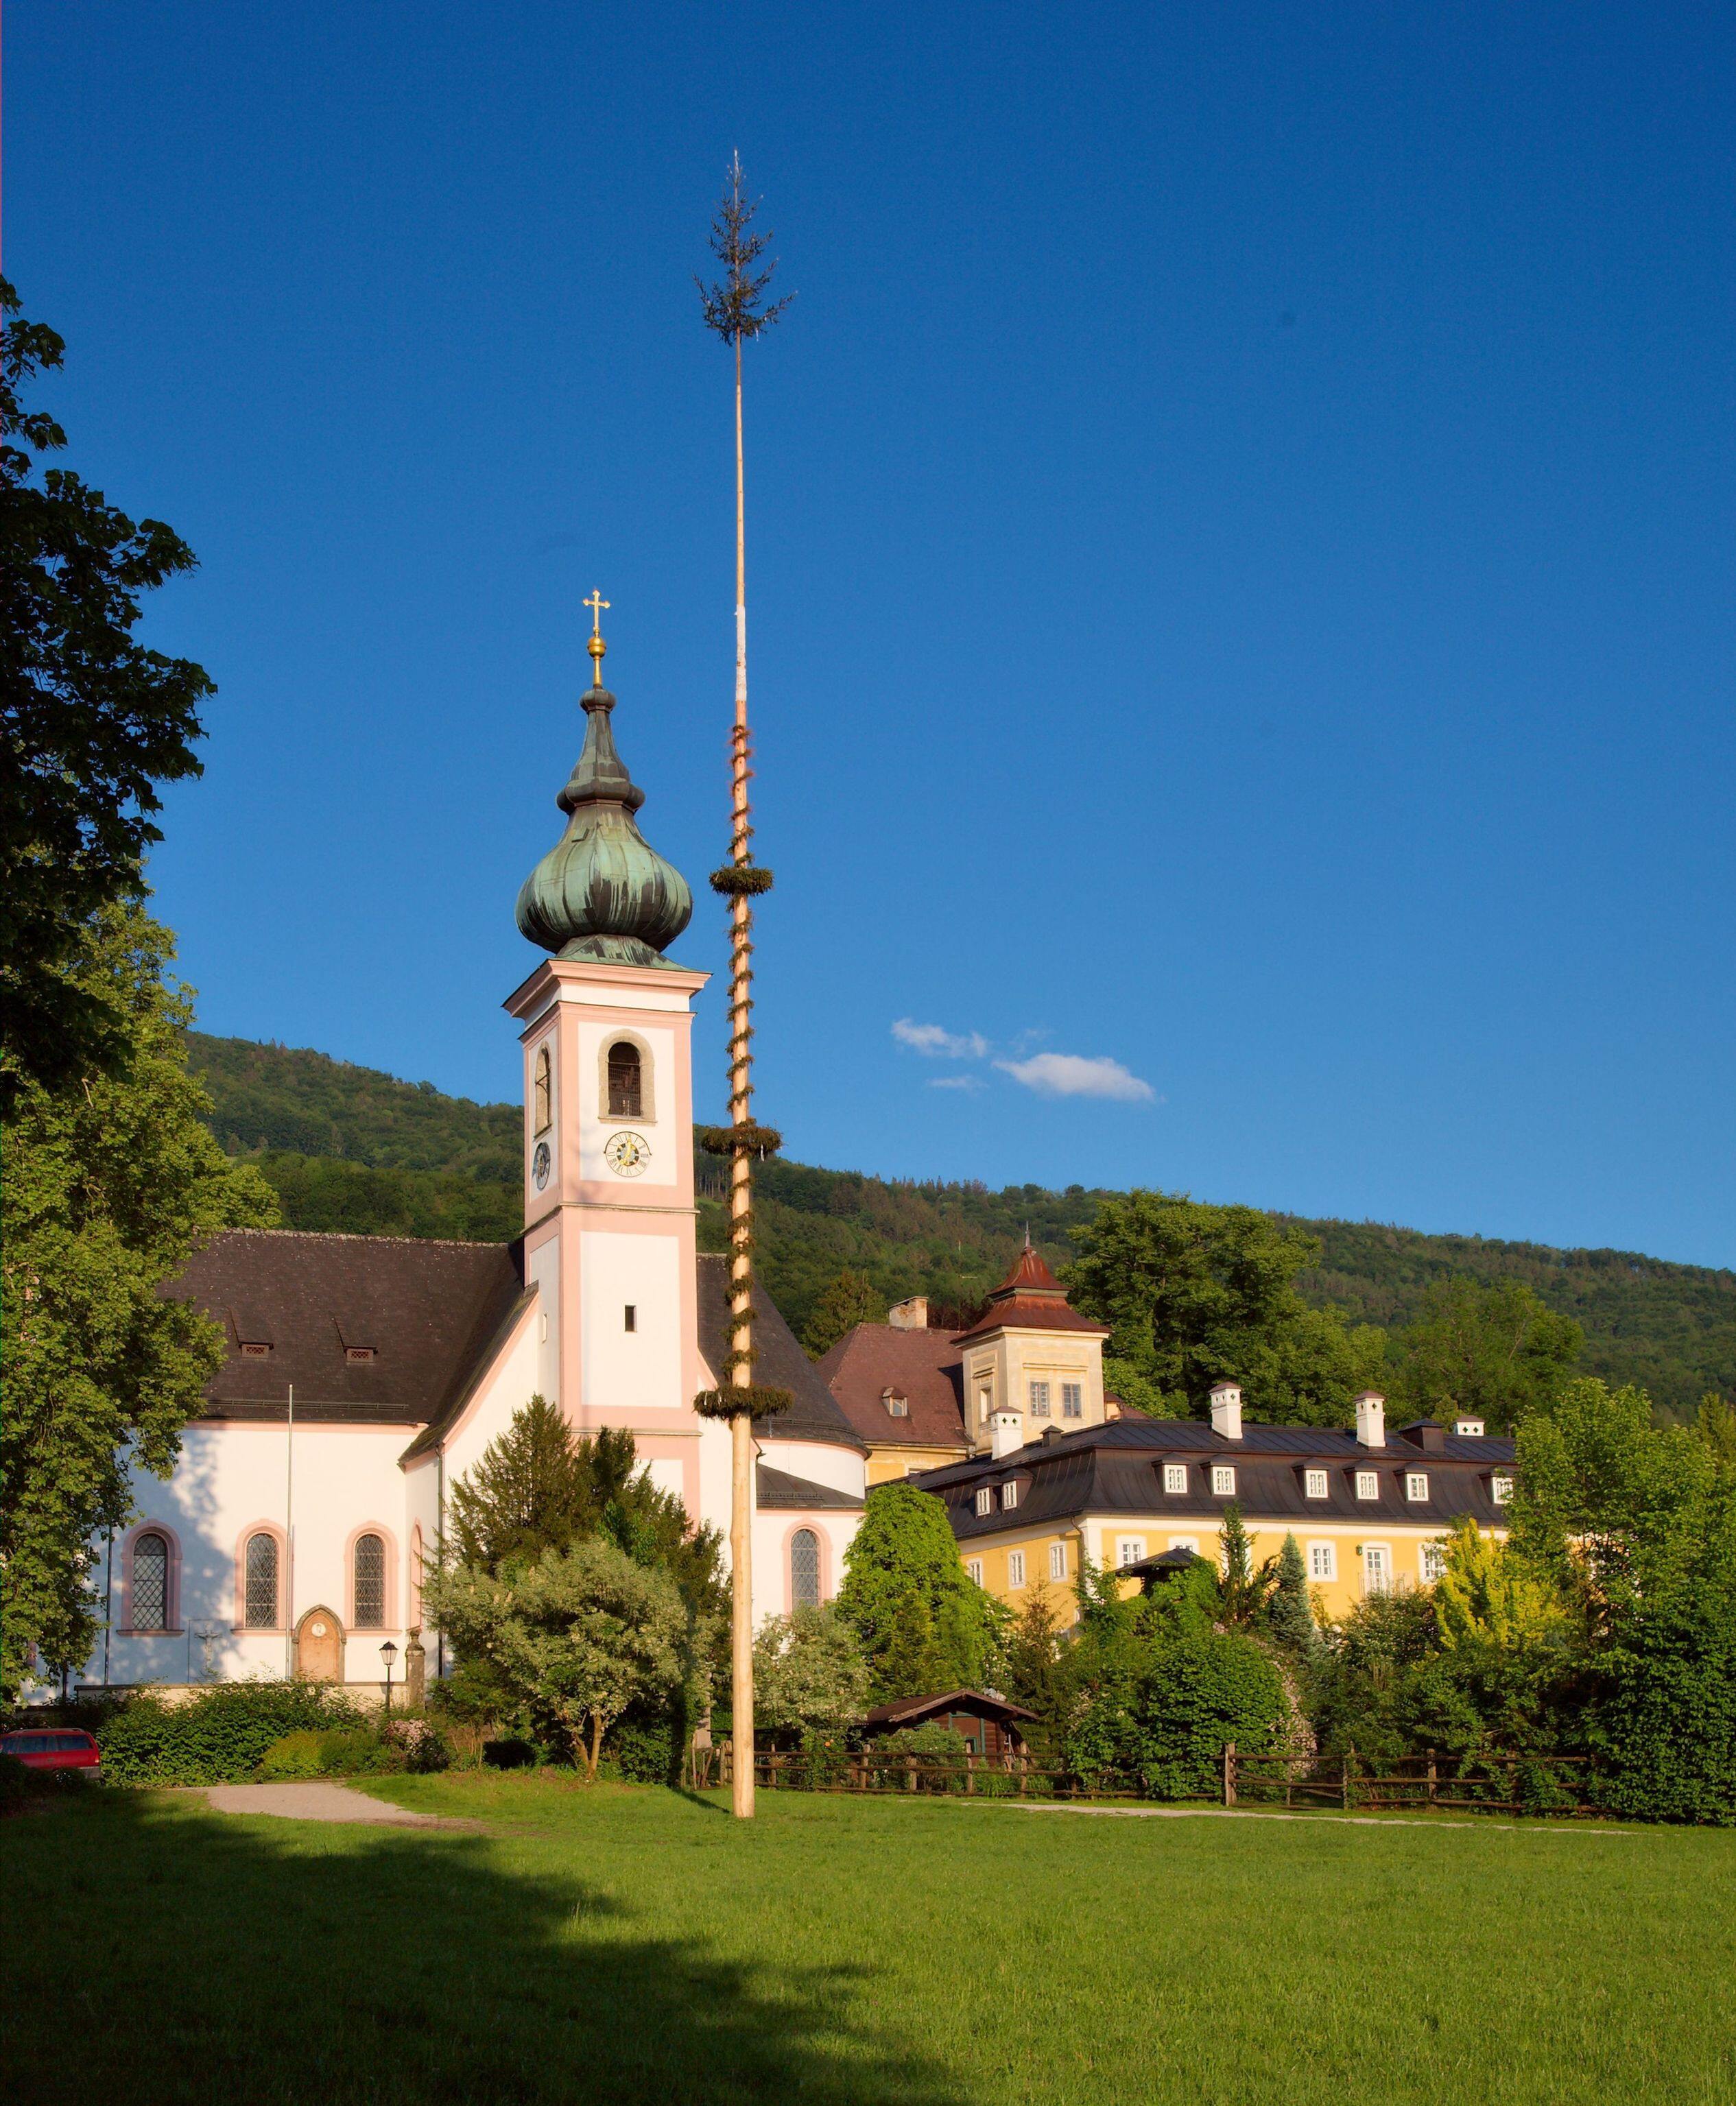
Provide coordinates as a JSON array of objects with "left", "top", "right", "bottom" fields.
[{"left": 200, "top": 1782, "right": 464, "bottom": 1826}]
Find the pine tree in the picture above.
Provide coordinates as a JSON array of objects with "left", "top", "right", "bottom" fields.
[{"left": 1268, "top": 1532, "right": 1318, "bottom": 1655}]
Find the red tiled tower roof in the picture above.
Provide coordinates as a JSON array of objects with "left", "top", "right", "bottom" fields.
[{"left": 951, "top": 1237, "right": 1110, "bottom": 1345}]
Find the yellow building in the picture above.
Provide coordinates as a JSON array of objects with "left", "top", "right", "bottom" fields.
[
  {"left": 819, "top": 1242, "right": 1115, "bottom": 1485},
  {"left": 914, "top": 1384, "right": 1515, "bottom": 1623}
]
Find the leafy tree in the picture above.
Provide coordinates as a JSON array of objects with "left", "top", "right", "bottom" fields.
[
  {"left": 1268, "top": 1533, "right": 1318, "bottom": 1655},
  {"left": 423, "top": 1537, "right": 691, "bottom": 1778},
  {"left": 1433, "top": 1517, "right": 1567, "bottom": 1651},
  {"left": 1696, "top": 1392, "right": 1736, "bottom": 1471},
  {"left": 1065, "top": 1605, "right": 1288, "bottom": 1797},
  {"left": 836, "top": 1482, "right": 1003, "bottom": 1701},
  {"left": 1, "top": 280, "right": 215, "bottom": 1100},
  {"left": 752, "top": 1605, "right": 871, "bottom": 1736},
  {"left": 1066, "top": 1189, "right": 1385, "bottom": 1426},
  {"left": 0, "top": 902, "right": 276, "bottom": 1695},
  {"left": 800, "top": 1269, "right": 889, "bottom": 1358},
  {"left": 1102, "top": 1356, "right": 1184, "bottom": 1419},
  {"left": 1387, "top": 1278, "right": 1582, "bottom": 1432},
  {"left": 1510, "top": 1378, "right": 1735, "bottom": 1821}
]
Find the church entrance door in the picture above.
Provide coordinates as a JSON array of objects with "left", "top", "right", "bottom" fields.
[{"left": 296, "top": 1607, "right": 344, "bottom": 1682}]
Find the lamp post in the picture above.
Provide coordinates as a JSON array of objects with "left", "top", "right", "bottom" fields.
[{"left": 379, "top": 1640, "right": 398, "bottom": 1720}]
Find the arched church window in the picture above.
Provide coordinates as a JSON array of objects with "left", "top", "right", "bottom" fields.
[
  {"left": 244, "top": 1533, "right": 279, "bottom": 1628},
  {"left": 790, "top": 1529, "right": 821, "bottom": 1610},
  {"left": 534, "top": 1046, "right": 552, "bottom": 1134},
  {"left": 133, "top": 1532, "right": 169, "bottom": 1631},
  {"left": 606, "top": 1040, "right": 643, "bottom": 1119},
  {"left": 353, "top": 1533, "right": 385, "bottom": 1629}
]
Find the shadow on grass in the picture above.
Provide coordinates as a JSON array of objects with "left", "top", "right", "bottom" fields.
[{"left": 2, "top": 1790, "right": 960, "bottom": 2106}]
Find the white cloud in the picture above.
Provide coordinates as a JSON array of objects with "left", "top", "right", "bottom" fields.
[
  {"left": 928, "top": 1074, "right": 986, "bottom": 1092},
  {"left": 994, "top": 1052, "right": 1156, "bottom": 1103},
  {"left": 892, "top": 1018, "right": 990, "bottom": 1060}
]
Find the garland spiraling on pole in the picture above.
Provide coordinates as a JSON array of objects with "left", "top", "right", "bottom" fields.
[{"left": 697, "top": 154, "right": 792, "bottom": 1819}]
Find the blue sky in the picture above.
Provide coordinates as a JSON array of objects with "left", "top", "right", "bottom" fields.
[{"left": 10, "top": 2, "right": 1734, "bottom": 1266}]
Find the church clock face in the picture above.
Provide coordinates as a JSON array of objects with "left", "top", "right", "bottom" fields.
[
  {"left": 532, "top": 1140, "right": 551, "bottom": 1190},
  {"left": 604, "top": 1130, "right": 651, "bottom": 1178}
]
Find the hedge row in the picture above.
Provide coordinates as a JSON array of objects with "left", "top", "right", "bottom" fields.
[{"left": 95, "top": 1684, "right": 369, "bottom": 1785}]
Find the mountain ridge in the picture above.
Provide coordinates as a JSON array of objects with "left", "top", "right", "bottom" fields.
[{"left": 184, "top": 1031, "right": 1735, "bottom": 1415}]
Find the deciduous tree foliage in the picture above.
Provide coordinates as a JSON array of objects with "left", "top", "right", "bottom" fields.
[
  {"left": 800, "top": 1269, "right": 889, "bottom": 1359},
  {"left": 0, "top": 281, "right": 215, "bottom": 1100},
  {"left": 0, "top": 902, "right": 276, "bottom": 1694},
  {"left": 1067, "top": 1189, "right": 1386, "bottom": 1425},
  {"left": 1387, "top": 1278, "right": 1582, "bottom": 1431},
  {"left": 752, "top": 1605, "right": 872, "bottom": 1735},
  {"left": 423, "top": 1537, "right": 691, "bottom": 1780},
  {"left": 836, "top": 1483, "right": 1003, "bottom": 1703}
]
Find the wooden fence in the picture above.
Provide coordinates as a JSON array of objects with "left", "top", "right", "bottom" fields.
[{"left": 689, "top": 1740, "right": 1604, "bottom": 1817}]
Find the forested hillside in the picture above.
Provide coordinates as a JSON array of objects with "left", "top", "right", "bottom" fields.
[{"left": 185, "top": 1033, "right": 1735, "bottom": 1415}]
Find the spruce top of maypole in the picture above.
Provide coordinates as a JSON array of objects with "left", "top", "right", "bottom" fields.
[{"left": 514, "top": 593, "right": 694, "bottom": 968}]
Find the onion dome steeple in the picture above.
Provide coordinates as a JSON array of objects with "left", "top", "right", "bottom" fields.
[{"left": 515, "top": 597, "right": 693, "bottom": 967}]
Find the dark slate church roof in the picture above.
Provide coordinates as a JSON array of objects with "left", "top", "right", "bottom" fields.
[
  {"left": 696, "top": 1254, "right": 867, "bottom": 1453},
  {"left": 170, "top": 1230, "right": 527, "bottom": 1428},
  {"left": 167, "top": 1231, "right": 865, "bottom": 1456}
]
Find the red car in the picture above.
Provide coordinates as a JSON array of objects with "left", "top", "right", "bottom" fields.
[{"left": 0, "top": 1727, "right": 102, "bottom": 1779}]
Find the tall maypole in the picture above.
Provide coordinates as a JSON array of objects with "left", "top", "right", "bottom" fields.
[{"left": 695, "top": 154, "right": 791, "bottom": 1819}]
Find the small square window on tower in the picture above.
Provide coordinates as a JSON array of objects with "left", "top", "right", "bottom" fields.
[
  {"left": 1061, "top": 1382, "right": 1083, "bottom": 1419},
  {"left": 623, "top": 1305, "right": 637, "bottom": 1332},
  {"left": 1028, "top": 1380, "right": 1051, "bottom": 1417}
]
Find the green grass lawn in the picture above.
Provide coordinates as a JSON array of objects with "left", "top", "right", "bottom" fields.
[{"left": 5, "top": 1776, "right": 1733, "bottom": 2105}]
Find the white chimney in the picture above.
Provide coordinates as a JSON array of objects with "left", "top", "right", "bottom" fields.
[
  {"left": 887, "top": 1295, "right": 929, "bottom": 1331},
  {"left": 990, "top": 1402, "right": 1024, "bottom": 1460},
  {"left": 1355, "top": 1391, "right": 1387, "bottom": 1448},
  {"left": 1209, "top": 1380, "right": 1244, "bottom": 1441},
  {"left": 1454, "top": 1417, "right": 1485, "bottom": 1438}
]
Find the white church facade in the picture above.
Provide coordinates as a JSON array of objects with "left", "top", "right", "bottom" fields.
[{"left": 78, "top": 630, "right": 868, "bottom": 1695}]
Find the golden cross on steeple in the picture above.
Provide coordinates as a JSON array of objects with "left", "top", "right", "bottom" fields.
[{"left": 584, "top": 590, "right": 610, "bottom": 685}]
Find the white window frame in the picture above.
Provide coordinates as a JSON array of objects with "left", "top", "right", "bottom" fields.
[
  {"left": 1362, "top": 1544, "right": 1392, "bottom": 1593},
  {"left": 1116, "top": 1537, "right": 1146, "bottom": 1568},
  {"left": 1163, "top": 1461, "right": 1188, "bottom": 1494},
  {"left": 966, "top": 1557, "right": 984, "bottom": 1586},
  {"left": 1405, "top": 1472, "right": 1429, "bottom": 1503},
  {"left": 1048, "top": 1541, "right": 1067, "bottom": 1581},
  {"left": 1307, "top": 1540, "right": 1337, "bottom": 1582},
  {"left": 1061, "top": 1382, "right": 1083, "bottom": 1420},
  {"left": 1304, "top": 1468, "right": 1329, "bottom": 1500},
  {"left": 1420, "top": 1540, "right": 1449, "bottom": 1583},
  {"left": 1007, "top": 1549, "right": 1026, "bottom": 1588},
  {"left": 1028, "top": 1379, "right": 1051, "bottom": 1417},
  {"left": 1491, "top": 1474, "right": 1514, "bottom": 1506},
  {"left": 974, "top": 1487, "right": 993, "bottom": 1517},
  {"left": 1001, "top": 1480, "right": 1019, "bottom": 1511},
  {"left": 1355, "top": 1470, "right": 1380, "bottom": 1501},
  {"left": 1211, "top": 1464, "right": 1236, "bottom": 1496}
]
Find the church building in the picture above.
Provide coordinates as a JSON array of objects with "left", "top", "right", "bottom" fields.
[{"left": 82, "top": 629, "right": 868, "bottom": 1695}]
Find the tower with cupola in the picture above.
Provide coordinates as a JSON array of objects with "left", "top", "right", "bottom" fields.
[{"left": 503, "top": 603, "right": 712, "bottom": 1514}]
